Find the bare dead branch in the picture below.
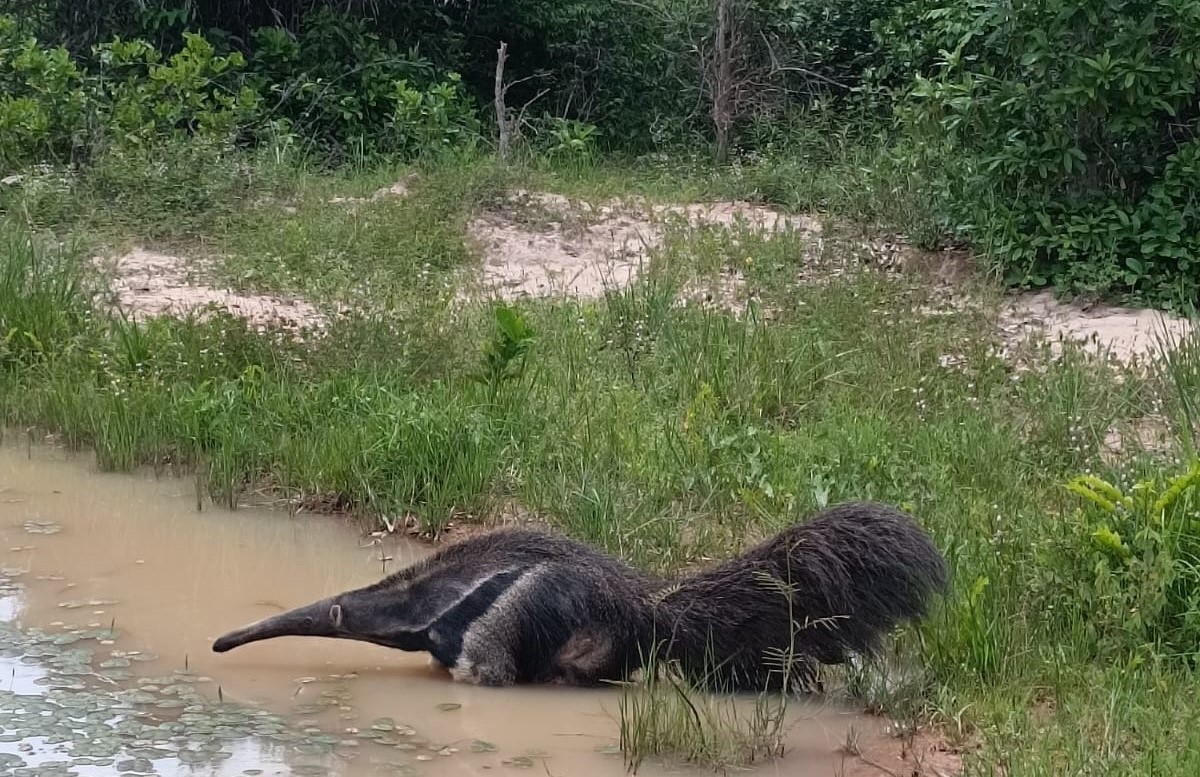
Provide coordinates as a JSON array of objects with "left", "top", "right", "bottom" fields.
[
  {"left": 761, "top": 31, "right": 853, "bottom": 91},
  {"left": 494, "top": 41, "right": 511, "bottom": 164}
]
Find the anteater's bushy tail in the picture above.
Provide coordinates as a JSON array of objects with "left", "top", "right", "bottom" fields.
[{"left": 650, "top": 501, "right": 949, "bottom": 692}]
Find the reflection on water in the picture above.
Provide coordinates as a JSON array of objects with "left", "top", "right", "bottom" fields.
[{"left": 0, "top": 439, "right": 892, "bottom": 777}]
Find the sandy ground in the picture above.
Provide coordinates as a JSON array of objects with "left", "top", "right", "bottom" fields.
[
  {"left": 467, "top": 189, "right": 825, "bottom": 300},
  {"left": 466, "top": 189, "right": 1193, "bottom": 363},
  {"left": 999, "top": 289, "right": 1192, "bottom": 363},
  {"left": 95, "top": 183, "right": 1193, "bottom": 369},
  {"left": 329, "top": 177, "right": 412, "bottom": 204},
  {"left": 94, "top": 247, "right": 331, "bottom": 332}
]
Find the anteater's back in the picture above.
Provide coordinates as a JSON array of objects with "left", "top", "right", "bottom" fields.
[{"left": 651, "top": 501, "right": 948, "bottom": 692}]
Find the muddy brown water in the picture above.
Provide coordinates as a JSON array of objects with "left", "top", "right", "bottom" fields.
[{"left": 0, "top": 440, "right": 900, "bottom": 777}]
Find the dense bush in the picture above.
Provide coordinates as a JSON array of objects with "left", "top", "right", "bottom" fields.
[
  {"left": 0, "top": 17, "right": 259, "bottom": 169},
  {"left": 2, "top": 0, "right": 906, "bottom": 155},
  {"left": 0, "top": 12, "right": 482, "bottom": 172},
  {"left": 94, "top": 33, "right": 260, "bottom": 140},
  {"left": 892, "top": 0, "right": 1200, "bottom": 309},
  {"left": 0, "top": 15, "right": 90, "bottom": 168},
  {"left": 246, "top": 9, "right": 479, "bottom": 159}
]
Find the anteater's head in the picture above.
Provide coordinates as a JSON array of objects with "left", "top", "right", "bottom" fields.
[{"left": 211, "top": 578, "right": 432, "bottom": 654}]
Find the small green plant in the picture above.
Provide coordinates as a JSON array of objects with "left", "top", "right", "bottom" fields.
[
  {"left": 1055, "top": 463, "right": 1200, "bottom": 659},
  {"left": 473, "top": 304, "right": 536, "bottom": 402},
  {"left": 543, "top": 117, "right": 601, "bottom": 165}
]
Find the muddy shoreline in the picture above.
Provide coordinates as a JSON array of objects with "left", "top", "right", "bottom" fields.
[{"left": 1, "top": 440, "right": 957, "bottom": 777}]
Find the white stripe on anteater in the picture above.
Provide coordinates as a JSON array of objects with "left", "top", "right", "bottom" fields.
[{"left": 451, "top": 565, "right": 545, "bottom": 686}]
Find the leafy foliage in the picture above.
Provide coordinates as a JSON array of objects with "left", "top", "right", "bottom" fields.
[
  {"left": 0, "top": 15, "right": 89, "bottom": 168},
  {"left": 93, "top": 32, "right": 260, "bottom": 139},
  {"left": 0, "top": 17, "right": 259, "bottom": 170},
  {"left": 893, "top": 0, "right": 1200, "bottom": 309},
  {"left": 1047, "top": 464, "right": 1200, "bottom": 660},
  {"left": 0, "top": 11, "right": 482, "bottom": 171},
  {"left": 473, "top": 304, "right": 537, "bottom": 401},
  {"left": 247, "top": 9, "right": 478, "bottom": 160}
]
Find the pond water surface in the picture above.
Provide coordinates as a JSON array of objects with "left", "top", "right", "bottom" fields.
[{"left": 0, "top": 439, "right": 901, "bottom": 777}]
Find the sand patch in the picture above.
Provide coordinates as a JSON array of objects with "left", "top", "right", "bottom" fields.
[
  {"left": 1000, "top": 290, "right": 1193, "bottom": 364},
  {"left": 869, "top": 242, "right": 1196, "bottom": 366},
  {"left": 95, "top": 247, "right": 330, "bottom": 332},
  {"left": 468, "top": 190, "right": 823, "bottom": 300}
]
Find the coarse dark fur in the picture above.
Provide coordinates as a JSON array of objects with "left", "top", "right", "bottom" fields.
[{"left": 211, "top": 501, "right": 949, "bottom": 693}]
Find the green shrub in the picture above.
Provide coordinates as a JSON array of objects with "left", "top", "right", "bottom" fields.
[
  {"left": 0, "top": 15, "right": 90, "bottom": 169},
  {"left": 92, "top": 32, "right": 261, "bottom": 140},
  {"left": 751, "top": 0, "right": 907, "bottom": 90},
  {"left": 0, "top": 11, "right": 480, "bottom": 171},
  {"left": 0, "top": 16, "right": 260, "bottom": 172},
  {"left": 894, "top": 0, "right": 1200, "bottom": 309},
  {"left": 246, "top": 9, "right": 479, "bottom": 160},
  {"left": 1043, "top": 464, "right": 1200, "bottom": 661}
]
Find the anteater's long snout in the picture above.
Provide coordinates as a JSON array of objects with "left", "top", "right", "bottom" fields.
[{"left": 212, "top": 597, "right": 343, "bottom": 653}]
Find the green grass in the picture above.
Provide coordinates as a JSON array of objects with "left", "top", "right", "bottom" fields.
[
  {"left": 4, "top": 136, "right": 1200, "bottom": 776},
  {"left": 618, "top": 659, "right": 791, "bottom": 773}
]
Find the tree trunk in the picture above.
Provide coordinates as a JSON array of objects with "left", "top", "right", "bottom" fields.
[
  {"left": 495, "top": 41, "right": 511, "bottom": 164},
  {"left": 712, "top": 0, "right": 733, "bottom": 164}
]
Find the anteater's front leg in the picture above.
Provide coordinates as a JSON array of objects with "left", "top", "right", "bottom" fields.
[{"left": 449, "top": 648, "right": 518, "bottom": 686}]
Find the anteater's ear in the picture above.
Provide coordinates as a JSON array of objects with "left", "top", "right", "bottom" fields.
[{"left": 330, "top": 603, "right": 343, "bottom": 628}]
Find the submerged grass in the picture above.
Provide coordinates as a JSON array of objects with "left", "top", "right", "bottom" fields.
[
  {"left": 618, "top": 663, "right": 791, "bottom": 773},
  {"left": 4, "top": 139, "right": 1200, "bottom": 775}
]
